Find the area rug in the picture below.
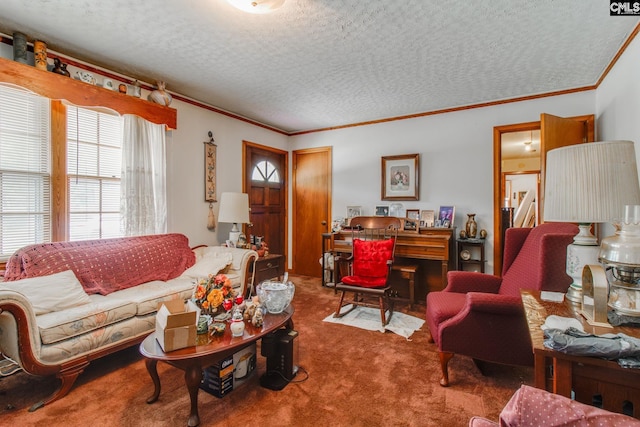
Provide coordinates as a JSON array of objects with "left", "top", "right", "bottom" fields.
[{"left": 323, "top": 305, "right": 425, "bottom": 339}]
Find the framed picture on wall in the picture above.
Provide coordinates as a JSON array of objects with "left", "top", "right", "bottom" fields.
[
  {"left": 438, "top": 206, "right": 455, "bottom": 228},
  {"left": 381, "top": 153, "right": 419, "bottom": 201}
]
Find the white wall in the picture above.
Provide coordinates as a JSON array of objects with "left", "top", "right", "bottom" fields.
[
  {"left": 594, "top": 31, "right": 640, "bottom": 237},
  {"left": 166, "top": 100, "right": 288, "bottom": 247},
  {"left": 290, "top": 92, "right": 595, "bottom": 273}
]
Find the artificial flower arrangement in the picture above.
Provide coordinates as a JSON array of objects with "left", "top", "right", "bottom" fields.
[{"left": 192, "top": 273, "right": 236, "bottom": 316}]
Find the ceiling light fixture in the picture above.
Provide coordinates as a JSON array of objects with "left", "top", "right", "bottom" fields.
[
  {"left": 524, "top": 141, "right": 532, "bottom": 151},
  {"left": 225, "top": 0, "right": 285, "bottom": 14}
]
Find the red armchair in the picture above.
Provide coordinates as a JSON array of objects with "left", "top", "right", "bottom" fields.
[{"left": 426, "top": 222, "right": 577, "bottom": 386}]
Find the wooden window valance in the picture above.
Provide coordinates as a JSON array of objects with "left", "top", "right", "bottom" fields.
[{"left": 0, "top": 57, "right": 177, "bottom": 129}]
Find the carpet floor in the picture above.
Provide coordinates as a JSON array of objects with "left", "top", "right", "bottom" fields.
[{"left": 0, "top": 275, "right": 532, "bottom": 426}]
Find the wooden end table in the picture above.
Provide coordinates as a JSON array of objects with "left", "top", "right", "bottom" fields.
[
  {"left": 251, "top": 254, "right": 285, "bottom": 286},
  {"left": 521, "top": 289, "right": 640, "bottom": 418},
  {"left": 140, "top": 306, "right": 294, "bottom": 426}
]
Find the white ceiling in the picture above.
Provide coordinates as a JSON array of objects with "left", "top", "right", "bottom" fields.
[{"left": 0, "top": 1, "right": 637, "bottom": 134}]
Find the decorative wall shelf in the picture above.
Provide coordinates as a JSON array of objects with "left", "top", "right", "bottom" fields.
[{"left": 0, "top": 57, "right": 177, "bottom": 129}]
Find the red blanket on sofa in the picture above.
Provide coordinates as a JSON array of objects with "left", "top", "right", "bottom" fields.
[{"left": 4, "top": 234, "right": 195, "bottom": 295}]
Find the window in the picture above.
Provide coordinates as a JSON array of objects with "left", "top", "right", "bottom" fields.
[
  {"left": 66, "top": 105, "right": 123, "bottom": 241},
  {"left": 251, "top": 160, "right": 280, "bottom": 183},
  {"left": 0, "top": 85, "right": 50, "bottom": 259}
]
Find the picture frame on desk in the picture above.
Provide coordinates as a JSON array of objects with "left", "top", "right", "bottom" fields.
[
  {"left": 402, "top": 219, "right": 419, "bottom": 232},
  {"left": 375, "top": 205, "right": 389, "bottom": 216},
  {"left": 438, "top": 206, "right": 455, "bottom": 227},
  {"left": 381, "top": 153, "right": 419, "bottom": 201},
  {"left": 404, "top": 209, "right": 420, "bottom": 231},
  {"left": 346, "top": 205, "right": 362, "bottom": 219},
  {"left": 420, "top": 209, "right": 435, "bottom": 227}
]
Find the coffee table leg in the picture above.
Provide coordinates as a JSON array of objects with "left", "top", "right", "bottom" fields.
[
  {"left": 145, "top": 359, "right": 161, "bottom": 404},
  {"left": 185, "top": 365, "right": 202, "bottom": 427}
]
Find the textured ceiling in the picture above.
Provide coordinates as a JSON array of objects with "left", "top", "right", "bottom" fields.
[{"left": 0, "top": 1, "right": 637, "bottom": 134}]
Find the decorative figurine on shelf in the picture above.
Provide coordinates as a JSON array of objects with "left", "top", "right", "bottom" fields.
[
  {"left": 479, "top": 229, "right": 488, "bottom": 239},
  {"left": 244, "top": 296, "right": 260, "bottom": 321},
  {"left": 131, "top": 80, "right": 141, "bottom": 97},
  {"left": 52, "top": 58, "right": 70, "bottom": 77},
  {"left": 230, "top": 308, "right": 245, "bottom": 337},
  {"left": 33, "top": 40, "right": 47, "bottom": 71},
  {"left": 251, "top": 307, "right": 264, "bottom": 327},
  {"left": 148, "top": 80, "right": 172, "bottom": 106}
]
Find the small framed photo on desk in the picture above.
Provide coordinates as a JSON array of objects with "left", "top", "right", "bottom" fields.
[
  {"left": 375, "top": 206, "right": 389, "bottom": 216},
  {"left": 420, "top": 210, "right": 435, "bottom": 227},
  {"left": 438, "top": 206, "right": 455, "bottom": 227}
]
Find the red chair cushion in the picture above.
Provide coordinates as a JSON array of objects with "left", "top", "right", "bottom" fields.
[{"left": 342, "top": 238, "right": 394, "bottom": 289}]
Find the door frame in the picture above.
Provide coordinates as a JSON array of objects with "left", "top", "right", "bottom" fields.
[
  {"left": 492, "top": 115, "right": 595, "bottom": 275},
  {"left": 292, "top": 146, "right": 332, "bottom": 276},
  {"left": 243, "top": 140, "right": 289, "bottom": 265}
]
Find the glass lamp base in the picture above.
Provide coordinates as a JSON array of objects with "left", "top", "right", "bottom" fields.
[{"left": 565, "top": 284, "right": 583, "bottom": 303}]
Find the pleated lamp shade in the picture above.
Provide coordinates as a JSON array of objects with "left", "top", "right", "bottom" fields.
[{"left": 544, "top": 140, "right": 640, "bottom": 226}]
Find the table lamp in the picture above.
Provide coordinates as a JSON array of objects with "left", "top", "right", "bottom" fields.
[
  {"left": 543, "top": 140, "right": 640, "bottom": 303},
  {"left": 217, "top": 192, "right": 250, "bottom": 244}
]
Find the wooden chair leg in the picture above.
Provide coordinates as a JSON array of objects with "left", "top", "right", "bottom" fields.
[
  {"left": 334, "top": 290, "right": 347, "bottom": 318},
  {"left": 439, "top": 351, "right": 454, "bottom": 387},
  {"left": 378, "top": 296, "right": 387, "bottom": 326}
]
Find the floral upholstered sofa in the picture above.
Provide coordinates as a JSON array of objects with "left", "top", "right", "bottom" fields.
[{"left": 0, "top": 233, "right": 258, "bottom": 411}]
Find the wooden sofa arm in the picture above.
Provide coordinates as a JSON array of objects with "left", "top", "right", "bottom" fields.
[{"left": 0, "top": 290, "right": 55, "bottom": 376}]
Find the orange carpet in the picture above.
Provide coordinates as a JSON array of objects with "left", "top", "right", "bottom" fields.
[{"left": 0, "top": 275, "right": 531, "bottom": 426}]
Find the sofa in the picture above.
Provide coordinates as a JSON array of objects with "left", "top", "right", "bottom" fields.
[
  {"left": 0, "top": 233, "right": 258, "bottom": 411},
  {"left": 470, "top": 385, "right": 640, "bottom": 426}
]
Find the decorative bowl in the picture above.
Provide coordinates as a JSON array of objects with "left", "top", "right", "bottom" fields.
[{"left": 256, "top": 280, "right": 295, "bottom": 314}]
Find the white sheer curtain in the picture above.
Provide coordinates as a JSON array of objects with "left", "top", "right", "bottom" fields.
[{"left": 121, "top": 115, "right": 167, "bottom": 235}]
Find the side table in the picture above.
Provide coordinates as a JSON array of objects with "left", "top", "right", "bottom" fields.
[
  {"left": 456, "top": 238, "right": 486, "bottom": 272},
  {"left": 251, "top": 254, "right": 285, "bottom": 291},
  {"left": 521, "top": 289, "right": 640, "bottom": 419}
]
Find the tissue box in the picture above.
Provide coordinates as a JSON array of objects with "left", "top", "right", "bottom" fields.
[{"left": 155, "top": 299, "right": 198, "bottom": 352}]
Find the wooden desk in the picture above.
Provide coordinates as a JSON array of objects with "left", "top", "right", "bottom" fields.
[
  {"left": 328, "top": 227, "right": 455, "bottom": 297},
  {"left": 521, "top": 289, "right": 640, "bottom": 418}
]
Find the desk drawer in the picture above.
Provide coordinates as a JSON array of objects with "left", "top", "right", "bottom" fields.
[{"left": 253, "top": 254, "right": 285, "bottom": 284}]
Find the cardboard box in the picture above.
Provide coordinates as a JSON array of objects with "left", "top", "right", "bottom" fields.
[
  {"left": 200, "top": 343, "right": 257, "bottom": 398},
  {"left": 155, "top": 299, "right": 198, "bottom": 352},
  {"left": 200, "top": 354, "right": 234, "bottom": 398}
]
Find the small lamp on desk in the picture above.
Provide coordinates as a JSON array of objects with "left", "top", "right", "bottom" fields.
[
  {"left": 544, "top": 140, "right": 640, "bottom": 303},
  {"left": 217, "top": 192, "right": 250, "bottom": 245}
]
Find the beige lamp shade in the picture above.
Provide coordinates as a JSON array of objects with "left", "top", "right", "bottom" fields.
[
  {"left": 218, "top": 192, "right": 250, "bottom": 225},
  {"left": 218, "top": 192, "right": 250, "bottom": 244},
  {"left": 544, "top": 140, "right": 640, "bottom": 225}
]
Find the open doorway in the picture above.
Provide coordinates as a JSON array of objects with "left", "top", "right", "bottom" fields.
[{"left": 493, "top": 114, "right": 594, "bottom": 276}]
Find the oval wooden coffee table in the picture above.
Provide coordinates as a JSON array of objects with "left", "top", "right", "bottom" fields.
[{"left": 140, "top": 306, "right": 294, "bottom": 427}]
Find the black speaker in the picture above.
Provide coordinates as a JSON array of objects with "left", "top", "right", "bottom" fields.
[{"left": 260, "top": 329, "right": 298, "bottom": 390}]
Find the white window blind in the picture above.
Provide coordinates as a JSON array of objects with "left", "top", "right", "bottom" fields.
[
  {"left": 0, "top": 85, "right": 51, "bottom": 260},
  {"left": 66, "top": 106, "right": 123, "bottom": 241}
]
